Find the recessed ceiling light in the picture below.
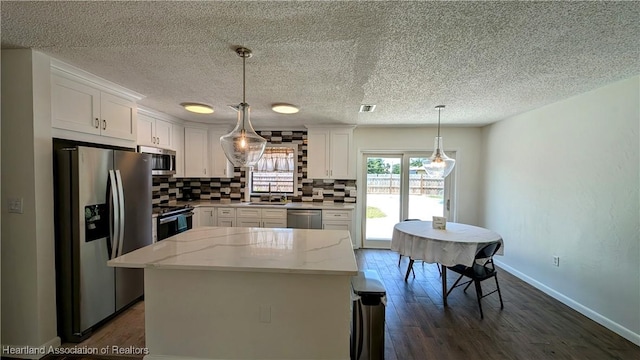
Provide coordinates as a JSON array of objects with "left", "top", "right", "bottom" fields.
[
  {"left": 359, "top": 104, "right": 376, "bottom": 113},
  {"left": 181, "top": 102, "right": 214, "bottom": 114},
  {"left": 271, "top": 103, "right": 299, "bottom": 114}
]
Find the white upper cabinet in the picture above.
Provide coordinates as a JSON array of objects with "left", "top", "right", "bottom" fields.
[
  {"left": 307, "top": 129, "right": 330, "bottom": 179},
  {"left": 137, "top": 113, "right": 173, "bottom": 149},
  {"left": 99, "top": 92, "right": 137, "bottom": 141},
  {"left": 179, "top": 125, "right": 233, "bottom": 179},
  {"left": 51, "top": 61, "right": 141, "bottom": 143},
  {"left": 184, "top": 126, "right": 209, "bottom": 177},
  {"left": 208, "top": 127, "right": 235, "bottom": 178},
  {"left": 51, "top": 74, "right": 102, "bottom": 136},
  {"left": 172, "top": 123, "right": 185, "bottom": 177},
  {"left": 306, "top": 126, "right": 356, "bottom": 179}
]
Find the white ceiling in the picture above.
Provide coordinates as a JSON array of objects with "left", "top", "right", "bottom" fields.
[{"left": 2, "top": 1, "right": 639, "bottom": 128}]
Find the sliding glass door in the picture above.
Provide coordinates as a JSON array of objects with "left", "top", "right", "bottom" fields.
[
  {"left": 363, "top": 156, "right": 402, "bottom": 245},
  {"left": 363, "top": 152, "right": 454, "bottom": 248}
]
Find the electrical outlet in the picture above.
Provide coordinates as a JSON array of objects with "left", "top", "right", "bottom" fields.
[
  {"left": 553, "top": 256, "right": 560, "bottom": 267},
  {"left": 8, "top": 197, "right": 24, "bottom": 214}
]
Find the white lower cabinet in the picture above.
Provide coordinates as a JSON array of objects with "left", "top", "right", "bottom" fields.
[
  {"left": 237, "top": 208, "right": 287, "bottom": 228},
  {"left": 152, "top": 217, "right": 158, "bottom": 243},
  {"left": 236, "top": 218, "right": 262, "bottom": 227},
  {"left": 192, "top": 208, "right": 201, "bottom": 228},
  {"left": 217, "top": 208, "right": 236, "bottom": 227},
  {"left": 199, "top": 207, "right": 216, "bottom": 226},
  {"left": 195, "top": 206, "right": 353, "bottom": 239},
  {"left": 322, "top": 209, "right": 356, "bottom": 248},
  {"left": 260, "top": 208, "right": 288, "bottom": 228}
]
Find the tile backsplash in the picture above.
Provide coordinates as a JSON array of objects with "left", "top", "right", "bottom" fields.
[{"left": 152, "top": 130, "right": 357, "bottom": 208}]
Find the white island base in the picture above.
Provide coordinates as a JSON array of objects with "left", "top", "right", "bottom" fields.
[{"left": 108, "top": 227, "right": 358, "bottom": 360}]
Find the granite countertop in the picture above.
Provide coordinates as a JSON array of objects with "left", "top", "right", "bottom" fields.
[
  {"left": 177, "top": 200, "right": 356, "bottom": 210},
  {"left": 108, "top": 227, "right": 358, "bottom": 275}
]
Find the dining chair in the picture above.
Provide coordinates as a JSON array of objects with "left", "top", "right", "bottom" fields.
[
  {"left": 444, "top": 241, "right": 504, "bottom": 319},
  {"left": 398, "top": 219, "right": 442, "bottom": 277}
]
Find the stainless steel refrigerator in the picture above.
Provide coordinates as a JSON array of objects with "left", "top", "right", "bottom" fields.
[{"left": 55, "top": 146, "right": 152, "bottom": 342}]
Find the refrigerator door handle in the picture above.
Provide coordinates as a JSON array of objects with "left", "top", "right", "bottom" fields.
[
  {"left": 108, "top": 170, "right": 120, "bottom": 260},
  {"left": 115, "top": 170, "right": 126, "bottom": 257}
]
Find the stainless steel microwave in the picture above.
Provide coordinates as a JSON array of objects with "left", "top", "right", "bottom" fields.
[{"left": 137, "top": 145, "right": 176, "bottom": 175}]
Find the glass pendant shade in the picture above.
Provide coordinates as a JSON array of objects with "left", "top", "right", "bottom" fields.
[
  {"left": 423, "top": 137, "right": 455, "bottom": 178},
  {"left": 220, "top": 46, "right": 267, "bottom": 168},
  {"left": 220, "top": 102, "right": 266, "bottom": 167},
  {"left": 423, "top": 105, "right": 455, "bottom": 178}
]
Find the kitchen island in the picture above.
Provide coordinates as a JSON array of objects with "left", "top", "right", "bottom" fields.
[{"left": 108, "top": 226, "right": 358, "bottom": 360}]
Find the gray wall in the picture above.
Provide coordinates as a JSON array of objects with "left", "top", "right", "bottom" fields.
[{"left": 480, "top": 76, "right": 640, "bottom": 344}]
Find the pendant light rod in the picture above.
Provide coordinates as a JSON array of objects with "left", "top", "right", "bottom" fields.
[
  {"left": 435, "top": 104, "right": 445, "bottom": 138},
  {"left": 236, "top": 47, "right": 252, "bottom": 104}
]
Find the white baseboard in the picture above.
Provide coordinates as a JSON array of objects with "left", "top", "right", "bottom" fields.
[
  {"left": 1, "top": 336, "right": 61, "bottom": 359},
  {"left": 494, "top": 259, "right": 640, "bottom": 346}
]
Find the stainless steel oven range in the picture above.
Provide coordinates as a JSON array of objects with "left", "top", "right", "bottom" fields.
[{"left": 155, "top": 205, "right": 194, "bottom": 240}]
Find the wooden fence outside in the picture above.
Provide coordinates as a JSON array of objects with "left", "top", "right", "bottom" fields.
[{"left": 367, "top": 174, "right": 443, "bottom": 195}]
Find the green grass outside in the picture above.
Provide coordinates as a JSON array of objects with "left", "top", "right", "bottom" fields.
[{"left": 366, "top": 206, "right": 387, "bottom": 219}]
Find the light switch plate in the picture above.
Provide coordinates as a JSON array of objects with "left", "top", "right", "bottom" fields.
[{"left": 8, "top": 197, "right": 24, "bottom": 214}]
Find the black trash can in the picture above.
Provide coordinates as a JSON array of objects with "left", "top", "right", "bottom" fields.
[{"left": 351, "top": 270, "right": 386, "bottom": 360}]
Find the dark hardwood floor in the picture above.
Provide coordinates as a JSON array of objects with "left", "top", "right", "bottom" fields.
[
  {"left": 35, "top": 249, "right": 639, "bottom": 360},
  {"left": 358, "top": 249, "right": 639, "bottom": 360}
]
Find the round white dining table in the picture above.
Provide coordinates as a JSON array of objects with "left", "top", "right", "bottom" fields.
[{"left": 391, "top": 221, "right": 503, "bottom": 305}]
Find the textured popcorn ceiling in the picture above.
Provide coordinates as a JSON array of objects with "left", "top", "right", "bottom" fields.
[{"left": 2, "top": 1, "right": 638, "bottom": 128}]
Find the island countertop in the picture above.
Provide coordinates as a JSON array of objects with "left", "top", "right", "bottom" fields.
[{"left": 108, "top": 227, "right": 358, "bottom": 275}]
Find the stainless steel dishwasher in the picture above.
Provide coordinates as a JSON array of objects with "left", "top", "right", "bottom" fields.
[{"left": 287, "top": 209, "right": 322, "bottom": 229}]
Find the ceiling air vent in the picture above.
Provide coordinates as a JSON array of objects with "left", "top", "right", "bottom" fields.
[{"left": 359, "top": 104, "right": 376, "bottom": 113}]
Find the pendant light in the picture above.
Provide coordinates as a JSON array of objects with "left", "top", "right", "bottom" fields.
[
  {"left": 423, "top": 105, "right": 455, "bottom": 178},
  {"left": 220, "top": 47, "right": 267, "bottom": 168}
]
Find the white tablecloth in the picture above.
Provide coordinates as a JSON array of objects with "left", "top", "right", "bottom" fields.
[{"left": 391, "top": 221, "right": 503, "bottom": 267}]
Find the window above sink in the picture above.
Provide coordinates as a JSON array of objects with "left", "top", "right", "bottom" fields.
[{"left": 250, "top": 146, "right": 298, "bottom": 197}]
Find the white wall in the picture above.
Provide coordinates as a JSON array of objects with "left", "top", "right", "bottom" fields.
[
  {"left": 480, "top": 76, "right": 640, "bottom": 345},
  {"left": 353, "top": 126, "right": 483, "bottom": 246},
  {"left": 1, "top": 50, "right": 60, "bottom": 354}
]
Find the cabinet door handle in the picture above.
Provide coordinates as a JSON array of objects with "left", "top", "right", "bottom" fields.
[
  {"left": 157, "top": 137, "right": 160, "bottom": 144},
  {"left": 204, "top": 168, "right": 207, "bottom": 175},
  {"left": 94, "top": 118, "right": 99, "bottom": 128},
  {"left": 102, "top": 119, "right": 107, "bottom": 130},
  {"left": 153, "top": 136, "right": 156, "bottom": 144}
]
